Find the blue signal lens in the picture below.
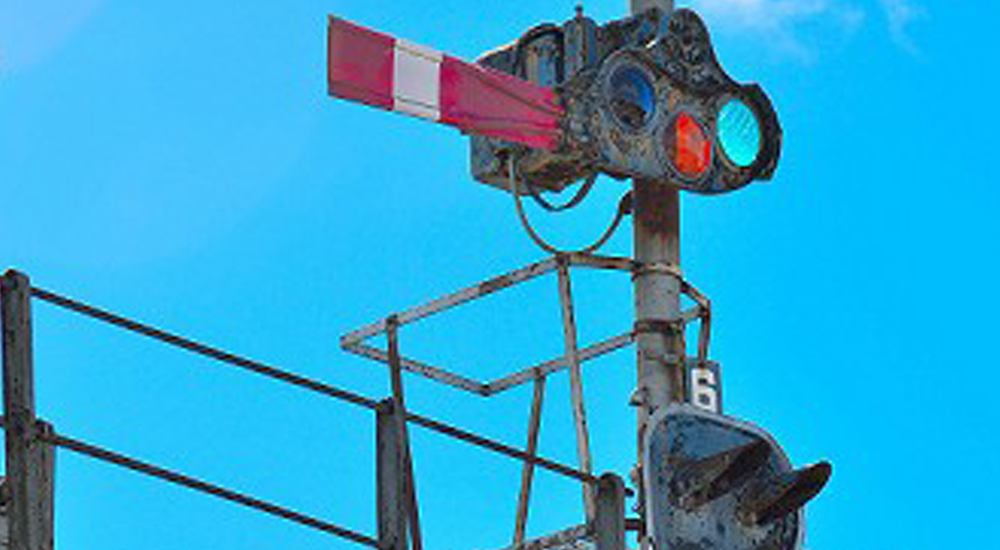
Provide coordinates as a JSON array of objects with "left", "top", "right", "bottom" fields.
[
  {"left": 717, "top": 99, "right": 761, "bottom": 167},
  {"left": 609, "top": 66, "right": 655, "bottom": 129}
]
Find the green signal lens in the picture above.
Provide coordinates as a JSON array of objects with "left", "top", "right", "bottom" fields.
[{"left": 717, "top": 99, "right": 761, "bottom": 167}]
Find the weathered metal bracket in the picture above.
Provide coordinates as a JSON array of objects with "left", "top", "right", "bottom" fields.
[
  {"left": 341, "top": 253, "right": 715, "bottom": 542},
  {"left": 341, "top": 253, "right": 711, "bottom": 394},
  {"left": 340, "top": 253, "right": 637, "bottom": 397}
]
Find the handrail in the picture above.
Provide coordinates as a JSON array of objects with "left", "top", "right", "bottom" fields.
[
  {"left": 31, "top": 287, "right": 382, "bottom": 410},
  {"left": 0, "top": 416, "right": 380, "bottom": 548},
  {"left": 0, "top": 271, "right": 623, "bottom": 550},
  {"left": 29, "top": 285, "right": 599, "bottom": 485}
]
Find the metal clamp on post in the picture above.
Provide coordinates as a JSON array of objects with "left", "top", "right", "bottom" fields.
[
  {"left": 631, "top": 262, "right": 683, "bottom": 282},
  {"left": 633, "top": 318, "right": 688, "bottom": 406},
  {"left": 633, "top": 319, "right": 686, "bottom": 369},
  {"left": 632, "top": 318, "right": 684, "bottom": 337}
]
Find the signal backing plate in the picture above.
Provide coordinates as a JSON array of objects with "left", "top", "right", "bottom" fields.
[{"left": 643, "top": 404, "right": 805, "bottom": 550}]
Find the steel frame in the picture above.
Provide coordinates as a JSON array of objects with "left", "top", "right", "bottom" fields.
[
  {"left": 340, "top": 252, "right": 714, "bottom": 542},
  {"left": 1, "top": 252, "right": 714, "bottom": 550},
  {"left": 6, "top": 270, "right": 604, "bottom": 550},
  {"left": 340, "top": 253, "right": 637, "bottom": 397}
]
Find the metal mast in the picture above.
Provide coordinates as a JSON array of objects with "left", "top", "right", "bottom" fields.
[{"left": 629, "top": 0, "right": 684, "bottom": 510}]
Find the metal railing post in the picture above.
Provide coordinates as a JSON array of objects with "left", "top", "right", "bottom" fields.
[
  {"left": 386, "top": 317, "right": 422, "bottom": 550},
  {"left": 556, "top": 260, "right": 595, "bottom": 521},
  {"left": 593, "top": 473, "right": 625, "bottom": 550},
  {"left": 512, "top": 376, "right": 546, "bottom": 544},
  {"left": 2, "top": 270, "right": 54, "bottom": 550},
  {"left": 377, "top": 399, "right": 408, "bottom": 550}
]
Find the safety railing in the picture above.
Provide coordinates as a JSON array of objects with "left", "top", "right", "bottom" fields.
[
  {"left": 1, "top": 254, "right": 714, "bottom": 550},
  {"left": 340, "top": 252, "right": 713, "bottom": 544},
  {"left": 0, "top": 268, "right": 626, "bottom": 550}
]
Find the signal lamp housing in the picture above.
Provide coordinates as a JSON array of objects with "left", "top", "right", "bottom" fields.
[{"left": 470, "top": 8, "right": 782, "bottom": 196}]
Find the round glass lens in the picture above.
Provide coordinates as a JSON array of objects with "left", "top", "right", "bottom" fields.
[
  {"left": 667, "top": 113, "right": 711, "bottom": 178},
  {"left": 609, "top": 66, "right": 655, "bottom": 129},
  {"left": 717, "top": 99, "right": 761, "bottom": 167}
]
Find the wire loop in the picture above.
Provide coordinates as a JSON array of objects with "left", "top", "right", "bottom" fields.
[
  {"left": 507, "top": 156, "right": 631, "bottom": 255},
  {"left": 521, "top": 169, "right": 598, "bottom": 212}
]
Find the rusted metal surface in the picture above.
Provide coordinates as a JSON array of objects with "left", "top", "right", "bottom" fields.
[
  {"left": 347, "top": 332, "right": 638, "bottom": 398},
  {"left": 356, "top": 264, "right": 632, "bottom": 351},
  {"left": 341, "top": 254, "right": 638, "bottom": 399},
  {"left": 631, "top": 183, "right": 686, "bottom": 542},
  {"left": 349, "top": 334, "right": 636, "bottom": 398},
  {"left": 471, "top": 7, "right": 781, "bottom": 195},
  {"left": 643, "top": 405, "right": 830, "bottom": 550},
  {"left": 337, "top": 252, "right": 725, "bottom": 541},
  {"left": 556, "top": 262, "right": 595, "bottom": 520},
  {"left": 670, "top": 440, "right": 770, "bottom": 510},
  {"left": 513, "top": 377, "right": 546, "bottom": 545},
  {"left": 23, "top": 237, "right": 716, "bottom": 550},
  {"left": 386, "top": 318, "right": 423, "bottom": 550},
  {"left": 377, "top": 400, "right": 408, "bottom": 550},
  {"left": 21, "top": 419, "right": 380, "bottom": 547},
  {"left": 346, "top": 342, "right": 488, "bottom": 395},
  {"left": 679, "top": 306, "right": 703, "bottom": 324},
  {"left": 2, "top": 271, "right": 53, "bottom": 550},
  {"left": 737, "top": 462, "right": 831, "bottom": 526},
  {"left": 340, "top": 258, "right": 559, "bottom": 347},
  {"left": 486, "top": 331, "right": 634, "bottom": 395},
  {"left": 681, "top": 281, "right": 712, "bottom": 366},
  {"left": 632, "top": 183, "right": 685, "bottom": 410},
  {"left": 563, "top": 253, "right": 633, "bottom": 272},
  {"left": 18, "top": 261, "right": 671, "bottom": 549},
  {"left": 593, "top": 474, "right": 626, "bottom": 550}
]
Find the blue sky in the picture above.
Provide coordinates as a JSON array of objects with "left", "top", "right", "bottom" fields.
[{"left": 1, "top": 1, "right": 998, "bottom": 549}]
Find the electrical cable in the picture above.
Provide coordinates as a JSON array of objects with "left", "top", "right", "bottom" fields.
[
  {"left": 507, "top": 155, "right": 631, "bottom": 255},
  {"left": 521, "top": 168, "right": 598, "bottom": 212}
]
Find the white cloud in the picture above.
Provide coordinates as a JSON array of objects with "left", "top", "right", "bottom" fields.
[
  {"left": 0, "top": 0, "right": 108, "bottom": 73},
  {"left": 880, "top": 0, "right": 927, "bottom": 54},
  {"left": 687, "top": 0, "right": 867, "bottom": 62}
]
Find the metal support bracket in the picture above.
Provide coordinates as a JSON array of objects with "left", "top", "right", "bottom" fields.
[
  {"left": 2, "top": 270, "right": 55, "bottom": 550},
  {"left": 593, "top": 473, "right": 626, "bottom": 550}
]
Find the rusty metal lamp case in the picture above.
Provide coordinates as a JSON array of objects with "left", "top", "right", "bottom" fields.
[
  {"left": 471, "top": 9, "right": 780, "bottom": 196},
  {"left": 328, "top": 6, "right": 831, "bottom": 550}
]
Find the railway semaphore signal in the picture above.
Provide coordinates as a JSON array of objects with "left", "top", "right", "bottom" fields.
[
  {"left": 468, "top": 7, "right": 781, "bottom": 196},
  {"left": 326, "top": 3, "right": 830, "bottom": 550},
  {"left": 328, "top": 8, "right": 780, "bottom": 196},
  {"left": 0, "top": 3, "right": 835, "bottom": 550}
]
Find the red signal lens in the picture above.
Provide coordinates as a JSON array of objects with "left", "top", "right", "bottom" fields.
[{"left": 668, "top": 113, "right": 711, "bottom": 178}]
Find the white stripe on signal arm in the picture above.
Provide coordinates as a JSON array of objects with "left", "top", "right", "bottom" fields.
[{"left": 393, "top": 39, "right": 443, "bottom": 121}]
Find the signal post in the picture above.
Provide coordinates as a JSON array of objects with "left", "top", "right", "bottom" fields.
[
  {"left": 327, "top": 2, "right": 830, "bottom": 549},
  {"left": 629, "top": 1, "right": 685, "bottom": 533}
]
